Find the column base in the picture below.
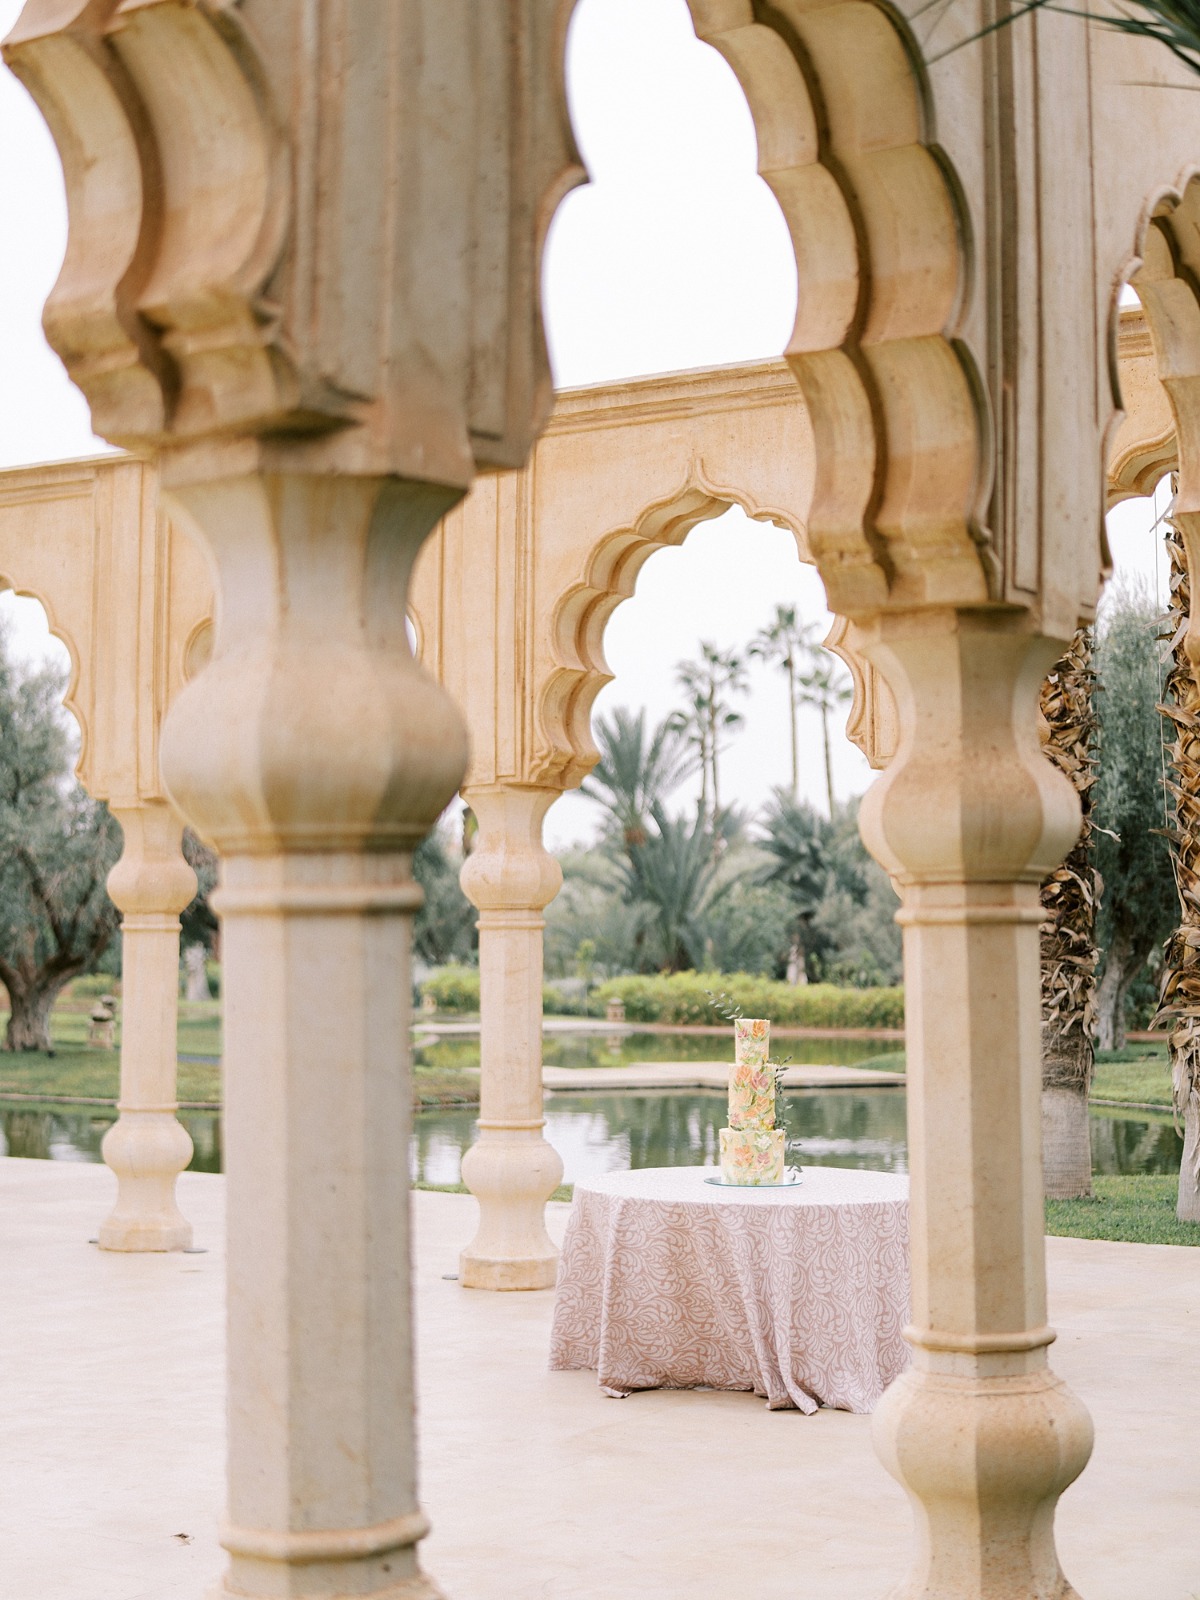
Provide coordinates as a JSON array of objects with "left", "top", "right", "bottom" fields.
[
  {"left": 459, "top": 1247, "right": 560, "bottom": 1291},
  {"left": 98, "top": 1109, "right": 194, "bottom": 1252},
  {"left": 206, "top": 1571, "right": 445, "bottom": 1600},
  {"left": 207, "top": 1508, "right": 444, "bottom": 1600},
  {"left": 459, "top": 1129, "right": 563, "bottom": 1290},
  {"left": 872, "top": 1360, "right": 1093, "bottom": 1600}
]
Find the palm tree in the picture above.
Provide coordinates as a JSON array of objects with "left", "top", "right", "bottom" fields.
[
  {"left": 758, "top": 792, "right": 834, "bottom": 983},
  {"left": 749, "top": 605, "right": 819, "bottom": 799},
  {"left": 1154, "top": 516, "right": 1200, "bottom": 1222},
  {"left": 795, "top": 649, "right": 852, "bottom": 819},
  {"left": 673, "top": 642, "right": 748, "bottom": 822},
  {"left": 1038, "top": 628, "right": 1099, "bottom": 1200},
  {"left": 583, "top": 707, "right": 695, "bottom": 848},
  {"left": 666, "top": 685, "right": 711, "bottom": 821},
  {"left": 614, "top": 802, "right": 739, "bottom": 971}
]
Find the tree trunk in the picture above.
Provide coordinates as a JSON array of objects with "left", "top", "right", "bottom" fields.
[
  {"left": 821, "top": 706, "right": 834, "bottom": 818},
  {"left": 1038, "top": 629, "right": 1099, "bottom": 1197},
  {"left": 1154, "top": 513, "right": 1200, "bottom": 1226},
  {"left": 710, "top": 708, "right": 720, "bottom": 817},
  {"left": 4, "top": 979, "right": 66, "bottom": 1053},
  {"left": 1178, "top": 1088, "right": 1200, "bottom": 1222},
  {"left": 786, "top": 658, "right": 799, "bottom": 799},
  {"left": 1095, "top": 928, "right": 1139, "bottom": 1052},
  {"left": 1041, "top": 1028, "right": 1093, "bottom": 1199},
  {"left": 785, "top": 938, "right": 808, "bottom": 986},
  {"left": 183, "top": 943, "right": 211, "bottom": 1001}
]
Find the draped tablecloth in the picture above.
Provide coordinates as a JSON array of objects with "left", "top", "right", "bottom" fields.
[{"left": 549, "top": 1165, "right": 910, "bottom": 1413}]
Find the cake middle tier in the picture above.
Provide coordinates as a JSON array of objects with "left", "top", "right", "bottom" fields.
[{"left": 728, "top": 1058, "right": 776, "bottom": 1130}]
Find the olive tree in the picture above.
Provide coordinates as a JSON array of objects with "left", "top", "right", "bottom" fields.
[
  {"left": 0, "top": 636, "right": 121, "bottom": 1051},
  {"left": 1092, "top": 592, "right": 1177, "bottom": 1051}
]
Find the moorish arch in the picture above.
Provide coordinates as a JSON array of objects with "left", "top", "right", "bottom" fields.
[
  {"left": 405, "top": 297, "right": 1190, "bottom": 1309},
  {"left": 410, "top": 354, "right": 887, "bottom": 1297},
  {"left": 1119, "top": 179, "right": 1200, "bottom": 1216},
  {"left": 0, "top": 455, "right": 213, "bottom": 1251}
]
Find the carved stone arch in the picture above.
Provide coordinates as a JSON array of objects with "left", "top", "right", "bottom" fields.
[
  {"left": 1108, "top": 319, "right": 1179, "bottom": 507},
  {"left": 683, "top": 0, "right": 984, "bottom": 618},
  {"left": 0, "top": 574, "right": 88, "bottom": 775},
  {"left": 535, "top": 462, "right": 893, "bottom": 792},
  {"left": 1129, "top": 173, "right": 1200, "bottom": 666}
]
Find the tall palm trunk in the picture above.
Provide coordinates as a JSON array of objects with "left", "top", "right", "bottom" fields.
[
  {"left": 820, "top": 705, "right": 834, "bottom": 819},
  {"left": 1153, "top": 518, "right": 1200, "bottom": 1222},
  {"left": 709, "top": 704, "right": 720, "bottom": 818},
  {"left": 1039, "top": 628, "right": 1099, "bottom": 1198},
  {"left": 786, "top": 655, "right": 799, "bottom": 799}
]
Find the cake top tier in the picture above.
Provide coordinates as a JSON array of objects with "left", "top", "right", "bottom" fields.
[{"left": 733, "top": 1017, "right": 770, "bottom": 1068}]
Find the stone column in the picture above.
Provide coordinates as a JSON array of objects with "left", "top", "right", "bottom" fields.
[
  {"left": 159, "top": 471, "right": 463, "bottom": 1600},
  {"left": 98, "top": 800, "right": 197, "bottom": 1252},
  {"left": 859, "top": 612, "right": 1094, "bottom": 1600},
  {"left": 458, "top": 784, "right": 564, "bottom": 1289}
]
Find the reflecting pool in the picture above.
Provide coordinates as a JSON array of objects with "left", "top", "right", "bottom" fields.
[
  {"left": 0, "top": 1088, "right": 1181, "bottom": 1183},
  {"left": 414, "top": 1028, "right": 905, "bottom": 1073}
]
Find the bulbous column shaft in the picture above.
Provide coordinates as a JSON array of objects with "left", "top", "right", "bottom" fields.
[
  {"left": 98, "top": 800, "right": 198, "bottom": 1252},
  {"left": 159, "top": 471, "right": 464, "bottom": 1600},
  {"left": 858, "top": 611, "right": 1094, "bottom": 1600},
  {"left": 458, "top": 785, "right": 564, "bottom": 1290}
]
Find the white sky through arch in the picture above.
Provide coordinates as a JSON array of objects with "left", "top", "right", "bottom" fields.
[{"left": 0, "top": 0, "right": 1169, "bottom": 850}]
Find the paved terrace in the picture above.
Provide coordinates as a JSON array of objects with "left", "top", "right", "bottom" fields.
[{"left": 2, "top": 1159, "right": 1196, "bottom": 1600}]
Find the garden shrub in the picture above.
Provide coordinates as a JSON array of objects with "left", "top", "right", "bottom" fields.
[
  {"left": 420, "top": 966, "right": 480, "bottom": 1013},
  {"left": 421, "top": 968, "right": 612, "bottom": 1017},
  {"left": 542, "top": 983, "right": 597, "bottom": 1017},
  {"left": 69, "top": 972, "right": 118, "bottom": 1000},
  {"left": 594, "top": 971, "right": 904, "bottom": 1029}
]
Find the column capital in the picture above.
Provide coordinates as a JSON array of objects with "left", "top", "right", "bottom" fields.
[
  {"left": 857, "top": 609, "right": 1081, "bottom": 891},
  {"left": 459, "top": 784, "right": 563, "bottom": 916},
  {"left": 105, "top": 800, "right": 197, "bottom": 919},
  {"left": 159, "top": 473, "right": 467, "bottom": 859}
]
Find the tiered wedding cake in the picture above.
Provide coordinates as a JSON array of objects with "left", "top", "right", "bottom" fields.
[{"left": 718, "top": 1017, "right": 786, "bottom": 1184}]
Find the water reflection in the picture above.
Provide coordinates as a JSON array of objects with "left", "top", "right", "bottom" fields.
[
  {"left": 0, "top": 1104, "right": 222, "bottom": 1171},
  {"left": 0, "top": 1090, "right": 1183, "bottom": 1184},
  {"left": 414, "top": 1028, "right": 903, "bottom": 1074},
  {"left": 1090, "top": 1106, "right": 1183, "bottom": 1176}
]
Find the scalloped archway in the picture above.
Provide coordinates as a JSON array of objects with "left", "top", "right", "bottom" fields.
[{"left": 682, "top": 1, "right": 984, "bottom": 620}]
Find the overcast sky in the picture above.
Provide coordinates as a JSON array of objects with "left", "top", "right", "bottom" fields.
[{"left": 0, "top": 0, "right": 1168, "bottom": 849}]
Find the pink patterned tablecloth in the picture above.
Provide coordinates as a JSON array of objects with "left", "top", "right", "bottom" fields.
[{"left": 549, "top": 1165, "right": 910, "bottom": 1413}]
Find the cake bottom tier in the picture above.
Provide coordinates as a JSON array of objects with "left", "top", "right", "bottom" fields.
[{"left": 719, "top": 1126, "right": 785, "bottom": 1185}]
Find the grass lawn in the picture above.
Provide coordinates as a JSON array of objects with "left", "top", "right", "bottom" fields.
[
  {"left": 0, "top": 996, "right": 478, "bottom": 1110},
  {"left": 0, "top": 1047, "right": 477, "bottom": 1110},
  {"left": 1091, "top": 1043, "right": 1171, "bottom": 1107},
  {"left": 843, "top": 1046, "right": 1174, "bottom": 1107},
  {"left": 852, "top": 1050, "right": 906, "bottom": 1073},
  {"left": 0, "top": 1048, "right": 223, "bottom": 1104},
  {"left": 1045, "top": 1174, "right": 1199, "bottom": 1246},
  {"left": 414, "top": 1180, "right": 573, "bottom": 1203}
]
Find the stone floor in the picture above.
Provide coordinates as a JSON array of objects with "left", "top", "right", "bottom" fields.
[{"left": 1, "top": 1157, "right": 1197, "bottom": 1600}]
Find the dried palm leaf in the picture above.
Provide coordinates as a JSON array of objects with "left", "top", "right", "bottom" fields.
[
  {"left": 1153, "top": 520, "right": 1200, "bottom": 1182},
  {"left": 1039, "top": 628, "right": 1100, "bottom": 1090}
]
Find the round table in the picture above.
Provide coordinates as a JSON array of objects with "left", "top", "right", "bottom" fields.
[{"left": 549, "top": 1164, "right": 910, "bottom": 1413}]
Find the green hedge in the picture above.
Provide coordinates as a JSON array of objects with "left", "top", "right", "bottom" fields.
[
  {"left": 418, "top": 968, "right": 599, "bottom": 1017},
  {"left": 419, "top": 966, "right": 903, "bottom": 1027},
  {"left": 594, "top": 972, "right": 904, "bottom": 1029},
  {"left": 419, "top": 967, "right": 480, "bottom": 1013}
]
